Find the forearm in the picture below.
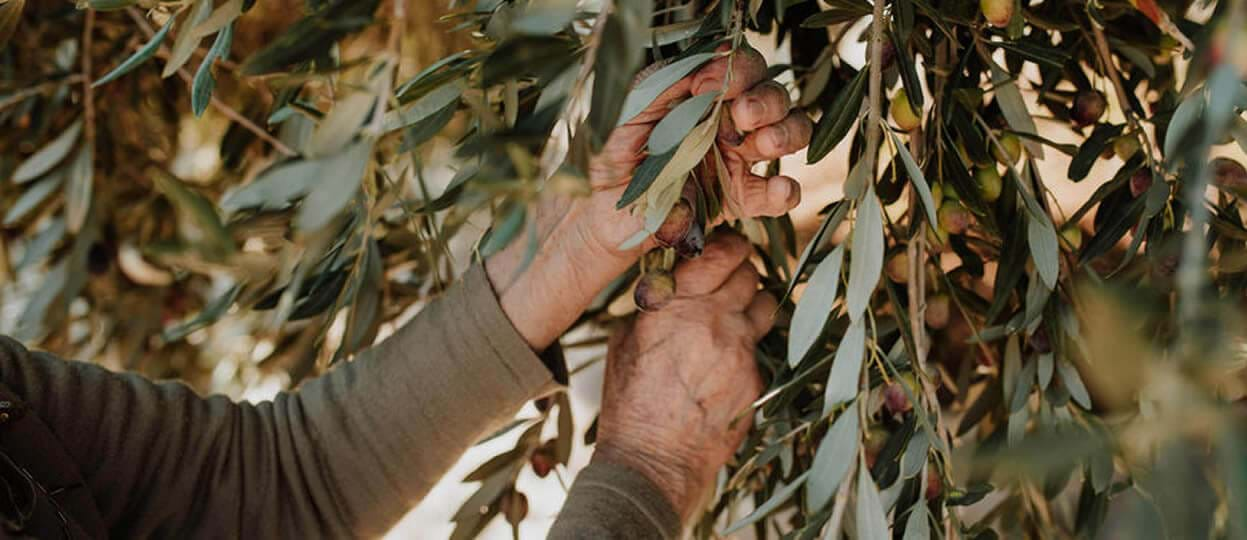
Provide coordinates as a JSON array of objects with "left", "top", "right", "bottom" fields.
[
  {"left": 0, "top": 265, "right": 559, "bottom": 537},
  {"left": 486, "top": 192, "right": 642, "bottom": 350}
]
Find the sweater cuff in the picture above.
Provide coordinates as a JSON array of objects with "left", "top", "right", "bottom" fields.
[
  {"left": 457, "top": 263, "right": 566, "bottom": 395},
  {"left": 549, "top": 461, "right": 682, "bottom": 539}
]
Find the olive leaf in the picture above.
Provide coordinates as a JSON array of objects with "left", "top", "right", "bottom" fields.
[
  {"left": 190, "top": 0, "right": 244, "bottom": 38},
  {"left": 846, "top": 191, "right": 884, "bottom": 321},
  {"left": 648, "top": 91, "right": 720, "bottom": 155},
  {"left": 721, "top": 471, "right": 811, "bottom": 534},
  {"left": 887, "top": 129, "right": 938, "bottom": 228},
  {"left": 309, "top": 90, "right": 376, "bottom": 156},
  {"left": 616, "top": 52, "right": 717, "bottom": 126},
  {"left": 903, "top": 504, "right": 931, "bottom": 540},
  {"left": 295, "top": 140, "right": 374, "bottom": 232},
  {"left": 639, "top": 112, "right": 719, "bottom": 235},
  {"left": 64, "top": 143, "right": 93, "bottom": 233},
  {"left": 94, "top": 16, "right": 174, "bottom": 88},
  {"left": 191, "top": 22, "right": 234, "bottom": 117},
  {"left": 12, "top": 120, "right": 83, "bottom": 184},
  {"left": 806, "top": 400, "right": 859, "bottom": 512},
  {"left": 788, "top": 245, "right": 844, "bottom": 367},
  {"left": 383, "top": 81, "right": 464, "bottom": 133},
  {"left": 824, "top": 317, "right": 866, "bottom": 413},
  {"left": 510, "top": 0, "right": 577, "bottom": 35},
  {"left": 3, "top": 173, "right": 65, "bottom": 226},
  {"left": 988, "top": 64, "right": 1043, "bottom": 159},
  {"left": 808, "top": 67, "right": 866, "bottom": 164},
  {"left": 856, "top": 461, "right": 890, "bottom": 540},
  {"left": 162, "top": 0, "right": 214, "bottom": 78}
]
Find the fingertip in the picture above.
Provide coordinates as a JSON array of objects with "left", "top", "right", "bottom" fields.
[{"left": 746, "top": 291, "right": 780, "bottom": 338}]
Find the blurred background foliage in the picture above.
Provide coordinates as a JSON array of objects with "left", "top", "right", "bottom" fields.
[{"left": 2, "top": 0, "right": 1247, "bottom": 538}]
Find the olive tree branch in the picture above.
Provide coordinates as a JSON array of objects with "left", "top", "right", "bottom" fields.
[
  {"left": 125, "top": 7, "right": 298, "bottom": 157},
  {"left": 82, "top": 8, "right": 96, "bottom": 149}
]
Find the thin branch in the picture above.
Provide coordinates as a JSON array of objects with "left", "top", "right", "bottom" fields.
[
  {"left": 864, "top": 0, "right": 886, "bottom": 181},
  {"left": 125, "top": 7, "right": 298, "bottom": 157},
  {"left": 0, "top": 75, "right": 85, "bottom": 112},
  {"left": 1088, "top": 23, "right": 1156, "bottom": 170},
  {"left": 82, "top": 8, "right": 96, "bottom": 149}
]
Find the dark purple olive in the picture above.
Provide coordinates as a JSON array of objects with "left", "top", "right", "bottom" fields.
[
  {"left": 1213, "top": 157, "right": 1247, "bottom": 194},
  {"left": 655, "top": 199, "right": 694, "bottom": 248},
  {"left": 674, "top": 219, "right": 705, "bottom": 258},
  {"left": 1071, "top": 91, "right": 1107, "bottom": 127},
  {"left": 1130, "top": 169, "right": 1153, "bottom": 198}
]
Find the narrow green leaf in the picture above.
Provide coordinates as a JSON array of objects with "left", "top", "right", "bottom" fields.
[
  {"left": 1038, "top": 352, "right": 1054, "bottom": 390},
  {"left": 888, "top": 129, "right": 938, "bottom": 227},
  {"left": 383, "top": 80, "right": 464, "bottom": 133},
  {"left": 1010, "top": 356, "right": 1037, "bottom": 413},
  {"left": 785, "top": 201, "right": 849, "bottom": 302},
  {"left": 1164, "top": 91, "right": 1204, "bottom": 164},
  {"left": 722, "top": 471, "right": 811, "bottom": 534},
  {"left": 152, "top": 169, "right": 235, "bottom": 257},
  {"left": 163, "top": 0, "right": 213, "bottom": 78},
  {"left": 1002, "top": 335, "right": 1020, "bottom": 409},
  {"left": 191, "top": 22, "right": 234, "bottom": 117},
  {"left": 856, "top": 462, "right": 890, "bottom": 540},
  {"left": 1027, "top": 210, "right": 1059, "bottom": 290},
  {"left": 788, "top": 245, "right": 844, "bottom": 366},
  {"left": 807, "top": 67, "right": 866, "bottom": 164},
  {"left": 310, "top": 90, "right": 375, "bottom": 156},
  {"left": 1068, "top": 124, "right": 1124, "bottom": 182},
  {"left": 648, "top": 91, "right": 719, "bottom": 155},
  {"left": 846, "top": 192, "right": 883, "bottom": 320},
  {"left": 12, "top": 120, "right": 82, "bottom": 184},
  {"left": 900, "top": 429, "right": 929, "bottom": 479},
  {"left": 190, "top": 0, "right": 243, "bottom": 38},
  {"left": 988, "top": 64, "right": 1043, "bottom": 159},
  {"left": 295, "top": 140, "right": 373, "bottom": 231},
  {"left": 824, "top": 317, "right": 865, "bottom": 413},
  {"left": 617, "top": 53, "right": 717, "bottom": 126},
  {"left": 842, "top": 158, "right": 871, "bottom": 201},
  {"left": 641, "top": 114, "right": 719, "bottom": 234},
  {"left": 3, "top": 173, "right": 64, "bottom": 226},
  {"left": 16, "top": 219, "right": 66, "bottom": 273},
  {"left": 162, "top": 285, "right": 241, "bottom": 342},
  {"left": 1058, "top": 360, "right": 1092, "bottom": 409},
  {"left": 903, "top": 504, "right": 930, "bottom": 540},
  {"left": 480, "top": 203, "right": 526, "bottom": 257},
  {"left": 64, "top": 144, "right": 93, "bottom": 233},
  {"left": 806, "top": 400, "right": 859, "bottom": 512},
  {"left": 510, "top": 0, "right": 577, "bottom": 34},
  {"left": 94, "top": 17, "right": 174, "bottom": 88}
]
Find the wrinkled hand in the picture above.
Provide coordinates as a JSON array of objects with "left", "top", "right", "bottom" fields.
[
  {"left": 586, "top": 44, "right": 813, "bottom": 251},
  {"left": 594, "top": 230, "right": 775, "bottom": 520},
  {"left": 487, "top": 44, "right": 807, "bottom": 351}
]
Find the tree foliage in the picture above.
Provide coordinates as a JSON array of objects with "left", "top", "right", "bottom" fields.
[{"left": 3, "top": 0, "right": 1247, "bottom": 537}]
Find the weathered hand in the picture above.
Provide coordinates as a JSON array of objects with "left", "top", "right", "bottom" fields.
[
  {"left": 594, "top": 230, "right": 776, "bottom": 520},
  {"left": 487, "top": 43, "right": 807, "bottom": 351},
  {"left": 586, "top": 43, "right": 814, "bottom": 251}
]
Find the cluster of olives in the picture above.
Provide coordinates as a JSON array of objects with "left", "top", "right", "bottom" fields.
[{"left": 634, "top": 199, "right": 705, "bottom": 311}]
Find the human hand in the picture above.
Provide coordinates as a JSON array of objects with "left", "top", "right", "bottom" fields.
[
  {"left": 593, "top": 230, "right": 776, "bottom": 520},
  {"left": 585, "top": 43, "right": 813, "bottom": 252},
  {"left": 487, "top": 44, "right": 809, "bottom": 351}
]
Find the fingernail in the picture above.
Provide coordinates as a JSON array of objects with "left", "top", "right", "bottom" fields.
[
  {"left": 747, "top": 97, "right": 766, "bottom": 120},
  {"left": 770, "top": 177, "right": 792, "bottom": 201},
  {"left": 768, "top": 124, "right": 789, "bottom": 149}
]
